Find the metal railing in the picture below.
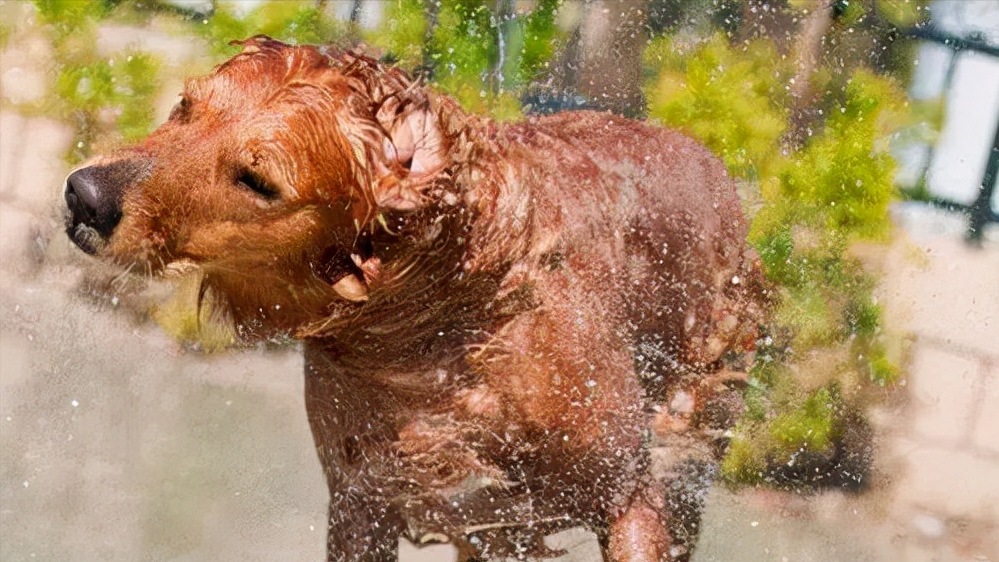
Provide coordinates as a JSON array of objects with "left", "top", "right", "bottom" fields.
[{"left": 904, "top": 25, "right": 999, "bottom": 244}]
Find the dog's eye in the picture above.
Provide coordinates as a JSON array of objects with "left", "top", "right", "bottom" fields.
[{"left": 236, "top": 169, "right": 280, "bottom": 199}]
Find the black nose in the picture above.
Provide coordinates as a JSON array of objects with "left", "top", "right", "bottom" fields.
[{"left": 64, "top": 165, "right": 128, "bottom": 254}]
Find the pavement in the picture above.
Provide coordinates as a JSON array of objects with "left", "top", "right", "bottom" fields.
[
  {"left": 1, "top": 7, "right": 998, "bottom": 562},
  {"left": 690, "top": 208, "right": 999, "bottom": 562}
]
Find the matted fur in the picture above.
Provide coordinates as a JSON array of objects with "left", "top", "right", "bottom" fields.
[{"left": 64, "top": 36, "right": 766, "bottom": 562}]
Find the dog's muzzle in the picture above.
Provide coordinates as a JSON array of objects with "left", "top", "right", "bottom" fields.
[{"left": 63, "top": 163, "right": 135, "bottom": 255}]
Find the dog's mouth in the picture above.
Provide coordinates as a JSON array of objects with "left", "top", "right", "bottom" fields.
[
  {"left": 65, "top": 222, "right": 109, "bottom": 256},
  {"left": 319, "top": 249, "right": 382, "bottom": 303},
  {"left": 64, "top": 188, "right": 115, "bottom": 256},
  {"left": 330, "top": 267, "right": 369, "bottom": 302}
]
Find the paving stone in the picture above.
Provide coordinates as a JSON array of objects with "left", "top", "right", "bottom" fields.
[
  {"left": 908, "top": 346, "right": 981, "bottom": 442},
  {"left": 893, "top": 443, "right": 999, "bottom": 521},
  {"left": 694, "top": 488, "right": 886, "bottom": 562},
  {"left": 0, "top": 111, "right": 29, "bottom": 196},
  {"left": 0, "top": 204, "right": 51, "bottom": 284},
  {"left": 0, "top": 330, "right": 33, "bottom": 407},
  {"left": 0, "top": 31, "right": 52, "bottom": 105},
  {"left": 897, "top": 540, "right": 981, "bottom": 562},
  {"left": 882, "top": 237, "right": 999, "bottom": 356},
  {"left": 910, "top": 511, "right": 947, "bottom": 539},
  {"left": 398, "top": 527, "right": 602, "bottom": 562},
  {"left": 0, "top": 112, "right": 74, "bottom": 212},
  {"left": 972, "top": 361, "right": 999, "bottom": 454}
]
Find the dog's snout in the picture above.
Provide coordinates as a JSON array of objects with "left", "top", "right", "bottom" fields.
[
  {"left": 65, "top": 166, "right": 124, "bottom": 236},
  {"left": 64, "top": 163, "right": 136, "bottom": 254}
]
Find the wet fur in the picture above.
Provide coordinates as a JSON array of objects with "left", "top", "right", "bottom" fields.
[{"left": 64, "top": 37, "right": 766, "bottom": 562}]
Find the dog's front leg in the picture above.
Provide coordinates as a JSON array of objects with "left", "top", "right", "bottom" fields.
[
  {"left": 605, "top": 486, "right": 672, "bottom": 562},
  {"left": 311, "top": 420, "right": 405, "bottom": 562},
  {"left": 325, "top": 489, "right": 403, "bottom": 562},
  {"left": 304, "top": 345, "right": 404, "bottom": 562}
]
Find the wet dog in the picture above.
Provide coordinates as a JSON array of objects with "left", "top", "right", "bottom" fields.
[{"left": 64, "top": 36, "right": 764, "bottom": 562}]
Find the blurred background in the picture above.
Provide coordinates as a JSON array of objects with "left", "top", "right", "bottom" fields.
[{"left": 1, "top": 1, "right": 997, "bottom": 561}]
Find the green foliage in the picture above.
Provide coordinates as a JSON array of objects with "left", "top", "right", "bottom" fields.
[
  {"left": 769, "top": 386, "right": 837, "bottom": 451},
  {"left": 432, "top": 0, "right": 498, "bottom": 77},
  {"left": 865, "top": 349, "right": 900, "bottom": 386},
  {"left": 723, "top": 383, "right": 846, "bottom": 481},
  {"left": 34, "top": 0, "right": 566, "bottom": 159},
  {"left": 511, "top": 0, "right": 563, "bottom": 85},
  {"left": 55, "top": 51, "right": 160, "bottom": 145},
  {"left": 194, "top": 1, "right": 344, "bottom": 55},
  {"left": 646, "top": 35, "right": 789, "bottom": 180},
  {"left": 0, "top": 19, "right": 11, "bottom": 50},
  {"left": 151, "top": 276, "right": 237, "bottom": 352},
  {"left": 33, "top": 0, "right": 112, "bottom": 37},
  {"left": 426, "top": 0, "right": 499, "bottom": 102},
  {"left": 33, "top": 0, "right": 348, "bottom": 164},
  {"left": 369, "top": 0, "right": 565, "bottom": 119},
  {"left": 33, "top": 0, "right": 164, "bottom": 162},
  {"left": 771, "top": 71, "right": 904, "bottom": 239},
  {"left": 368, "top": 0, "right": 427, "bottom": 67},
  {"left": 875, "top": 0, "right": 930, "bottom": 27},
  {"left": 115, "top": 53, "right": 162, "bottom": 139},
  {"left": 749, "top": 71, "right": 905, "bottom": 396},
  {"left": 644, "top": 23, "right": 909, "bottom": 485}
]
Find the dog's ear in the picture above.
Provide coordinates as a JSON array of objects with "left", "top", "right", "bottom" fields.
[
  {"left": 371, "top": 89, "right": 449, "bottom": 211},
  {"left": 330, "top": 52, "right": 452, "bottom": 212}
]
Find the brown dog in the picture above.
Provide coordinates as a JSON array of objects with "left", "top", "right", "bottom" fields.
[{"left": 64, "top": 36, "right": 764, "bottom": 562}]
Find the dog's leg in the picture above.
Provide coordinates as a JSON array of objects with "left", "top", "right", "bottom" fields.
[
  {"left": 605, "top": 486, "right": 671, "bottom": 562},
  {"left": 325, "top": 492, "right": 403, "bottom": 562},
  {"left": 304, "top": 345, "right": 404, "bottom": 562}
]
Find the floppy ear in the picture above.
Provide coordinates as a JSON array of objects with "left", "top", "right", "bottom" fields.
[
  {"left": 371, "top": 89, "right": 449, "bottom": 211},
  {"left": 327, "top": 51, "right": 453, "bottom": 212}
]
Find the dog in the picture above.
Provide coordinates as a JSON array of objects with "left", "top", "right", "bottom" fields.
[{"left": 63, "top": 36, "right": 765, "bottom": 562}]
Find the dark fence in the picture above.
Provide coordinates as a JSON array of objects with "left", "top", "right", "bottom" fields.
[{"left": 905, "top": 25, "right": 999, "bottom": 244}]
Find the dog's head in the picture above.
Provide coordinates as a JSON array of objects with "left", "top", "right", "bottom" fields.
[{"left": 64, "top": 37, "right": 461, "bottom": 338}]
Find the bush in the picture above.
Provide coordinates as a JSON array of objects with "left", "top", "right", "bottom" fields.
[{"left": 646, "top": 24, "right": 908, "bottom": 486}]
